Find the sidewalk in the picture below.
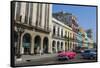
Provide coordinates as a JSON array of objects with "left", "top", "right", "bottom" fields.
[{"left": 15, "top": 53, "right": 57, "bottom": 64}]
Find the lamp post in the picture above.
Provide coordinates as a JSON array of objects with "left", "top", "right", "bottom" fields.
[{"left": 16, "top": 27, "right": 24, "bottom": 59}]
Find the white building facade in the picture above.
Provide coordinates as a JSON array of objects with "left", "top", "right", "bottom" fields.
[
  {"left": 13, "top": 2, "right": 52, "bottom": 55},
  {"left": 51, "top": 18, "right": 74, "bottom": 53}
]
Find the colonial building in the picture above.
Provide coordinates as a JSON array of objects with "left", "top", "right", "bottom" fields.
[
  {"left": 13, "top": 2, "right": 52, "bottom": 56},
  {"left": 86, "top": 29, "right": 94, "bottom": 48},
  {"left": 78, "top": 28, "right": 87, "bottom": 48},
  {"left": 53, "top": 12, "right": 79, "bottom": 49},
  {"left": 52, "top": 12, "right": 76, "bottom": 52},
  {"left": 78, "top": 28, "right": 94, "bottom": 48},
  {"left": 52, "top": 17, "right": 75, "bottom": 53},
  {"left": 64, "top": 24, "right": 74, "bottom": 51},
  {"left": 69, "top": 15, "right": 79, "bottom": 48},
  {"left": 51, "top": 18, "right": 65, "bottom": 53},
  {"left": 77, "top": 28, "right": 83, "bottom": 47}
]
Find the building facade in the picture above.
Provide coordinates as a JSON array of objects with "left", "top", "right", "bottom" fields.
[
  {"left": 13, "top": 2, "right": 52, "bottom": 55},
  {"left": 52, "top": 12, "right": 79, "bottom": 51},
  {"left": 51, "top": 18, "right": 74, "bottom": 53},
  {"left": 69, "top": 16, "right": 79, "bottom": 48},
  {"left": 78, "top": 28, "right": 94, "bottom": 48},
  {"left": 51, "top": 18, "right": 65, "bottom": 53},
  {"left": 77, "top": 28, "right": 83, "bottom": 47},
  {"left": 86, "top": 29, "right": 94, "bottom": 48}
]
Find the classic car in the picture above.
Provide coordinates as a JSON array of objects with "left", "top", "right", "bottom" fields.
[{"left": 81, "top": 49, "right": 97, "bottom": 59}]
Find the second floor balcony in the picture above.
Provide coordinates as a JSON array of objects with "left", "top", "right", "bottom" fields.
[
  {"left": 35, "top": 25, "right": 51, "bottom": 33},
  {"left": 52, "top": 34, "right": 65, "bottom": 40},
  {"left": 14, "top": 18, "right": 51, "bottom": 33}
]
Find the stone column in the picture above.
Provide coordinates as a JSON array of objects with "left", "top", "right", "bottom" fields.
[
  {"left": 37, "top": 3, "right": 41, "bottom": 26},
  {"left": 30, "top": 35, "right": 34, "bottom": 55},
  {"left": 14, "top": 2, "right": 17, "bottom": 20},
  {"left": 41, "top": 37, "right": 43, "bottom": 54},
  {"left": 48, "top": 37, "right": 52, "bottom": 53},
  {"left": 20, "top": 2, "right": 26, "bottom": 23},
  {"left": 20, "top": 33, "right": 24, "bottom": 55},
  {"left": 32, "top": 3, "right": 37, "bottom": 26},
  {"left": 41, "top": 4, "right": 45, "bottom": 29},
  {"left": 55, "top": 41, "right": 58, "bottom": 53}
]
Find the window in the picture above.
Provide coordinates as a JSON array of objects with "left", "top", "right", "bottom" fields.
[
  {"left": 61, "top": 42, "right": 63, "bottom": 50},
  {"left": 61, "top": 29, "right": 63, "bottom": 37},
  {"left": 68, "top": 32, "right": 69, "bottom": 38},
  {"left": 53, "top": 26, "right": 56, "bottom": 35},
  {"left": 58, "top": 27, "right": 60, "bottom": 36},
  {"left": 65, "top": 31, "right": 67, "bottom": 38}
]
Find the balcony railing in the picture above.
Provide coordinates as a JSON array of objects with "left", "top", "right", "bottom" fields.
[
  {"left": 52, "top": 34, "right": 65, "bottom": 40},
  {"left": 14, "top": 18, "right": 51, "bottom": 33},
  {"left": 35, "top": 25, "right": 51, "bottom": 33}
]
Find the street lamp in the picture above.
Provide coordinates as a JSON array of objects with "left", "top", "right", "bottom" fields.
[{"left": 16, "top": 27, "right": 24, "bottom": 58}]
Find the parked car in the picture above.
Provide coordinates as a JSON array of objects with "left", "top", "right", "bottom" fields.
[
  {"left": 57, "top": 52, "right": 69, "bottom": 61},
  {"left": 57, "top": 51, "right": 76, "bottom": 61},
  {"left": 65, "top": 51, "right": 76, "bottom": 59},
  {"left": 81, "top": 49, "right": 97, "bottom": 59}
]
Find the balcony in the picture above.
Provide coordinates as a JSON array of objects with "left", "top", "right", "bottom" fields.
[
  {"left": 14, "top": 17, "right": 51, "bottom": 33},
  {"left": 15, "top": 22, "right": 51, "bottom": 33},
  {"left": 52, "top": 34, "right": 65, "bottom": 40},
  {"left": 14, "top": 21, "right": 33, "bottom": 30},
  {"left": 34, "top": 25, "right": 51, "bottom": 33}
]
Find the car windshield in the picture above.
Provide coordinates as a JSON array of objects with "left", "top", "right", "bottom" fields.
[
  {"left": 84, "top": 49, "right": 96, "bottom": 53},
  {"left": 90, "top": 50, "right": 96, "bottom": 52},
  {"left": 84, "top": 50, "right": 90, "bottom": 53}
]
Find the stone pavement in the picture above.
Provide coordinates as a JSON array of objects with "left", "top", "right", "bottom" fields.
[{"left": 15, "top": 53, "right": 57, "bottom": 64}]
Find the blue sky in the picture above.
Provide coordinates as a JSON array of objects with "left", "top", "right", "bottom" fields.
[{"left": 53, "top": 4, "right": 97, "bottom": 42}]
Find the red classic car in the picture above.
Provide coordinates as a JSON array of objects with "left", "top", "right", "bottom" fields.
[
  {"left": 57, "top": 51, "right": 76, "bottom": 60},
  {"left": 57, "top": 51, "right": 69, "bottom": 61},
  {"left": 65, "top": 51, "right": 76, "bottom": 59}
]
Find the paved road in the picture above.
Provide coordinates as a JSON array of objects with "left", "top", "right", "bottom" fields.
[{"left": 15, "top": 54, "right": 97, "bottom": 67}]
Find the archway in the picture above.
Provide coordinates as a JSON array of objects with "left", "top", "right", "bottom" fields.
[
  {"left": 52, "top": 41, "right": 56, "bottom": 53},
  {"left": 57, "top": 41, "right": 60, "bottom": 51},
  {"left": 43, "top": 37, "right": 48, "bottom": 53},
  {"left": 23, "top": 33, "right": 31, "bottom": 55},
  {"left": 61, "top": 42, "right": 63, "bottom": 51},
  {"left": 34, "top": 35, "right": 41, "bottom": 54}
]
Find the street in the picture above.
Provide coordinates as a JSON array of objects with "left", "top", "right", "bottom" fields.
[{"left": 15, "top": 53, "right": 97, "bottom": 67}]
